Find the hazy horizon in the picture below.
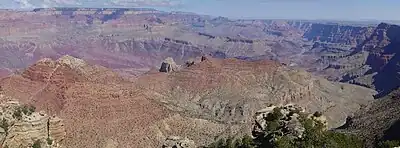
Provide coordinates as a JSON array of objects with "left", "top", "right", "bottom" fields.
[{"left": 1, "top": 0, "right": 400, "bottom": 21}]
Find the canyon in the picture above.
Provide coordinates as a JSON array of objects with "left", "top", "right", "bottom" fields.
[
  {"left": 0, "top": 7, "right": 399, "bottom": 147},
  {"left": 0, "top": 55, "right": 376, "bottom": 147}
]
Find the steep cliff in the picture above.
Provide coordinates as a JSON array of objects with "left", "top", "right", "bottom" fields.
[
  {"left": 303, "top": 23, "right": 374, "bottom": 46},
  {"left": 337, "top": 89, "right": 400, "bottom": 148},
  {"left": 0, "top": 93, "right": 65, "bottom": 147},
  {"left": 320, "top": 23, "right": 400, "bottom": 97}
]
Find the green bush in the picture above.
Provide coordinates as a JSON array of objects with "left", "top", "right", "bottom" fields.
[
  {"left": 241, "top": 135, "right": 254, "bottom": 148},
  {"left": 313, "top": 111, "right": 323, "bottom": 117},
  {"left": 267, "top": 120, "right": 280, "bottom": 132},
  {"left": 32, "top": 139, "right": 42, "bottom": 148},
  {"left": 324, "top": 131, "right": 363, "bottom": 148},
  {"left": 275, "top": 136, "right": 295, "bottom": 148},
  {"left": 46, "top": 137, "right": 53, "bottom": 145},
  {"left": 21, "top": 104, "right": 36, "bottom": 116},
  {"left": 377, "top": 140, "right": 400, "bottom": 148},
  {"left": 206, "top": 135, "right": 254, "bottom": 148},
  {"left": 0, "top": 118, "right": 9, "bottom": 132},
  {"left": 13, "top": 104, "right": 36, "bottom": 120},
  {"left": 207, "top": 109, "right": 363, "bottom": 148},
  {"left": 13, "top": 109, "right": 22, "bottom": 120},
  {"left": 266, "top": 108, "right": 283, "bottom": 121}
]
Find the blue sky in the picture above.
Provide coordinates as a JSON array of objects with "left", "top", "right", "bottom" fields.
[
  {"left": 2, "top": 0, "right": 399, "bottom": 20},
  {"left": 167, "top": 0, "right": 400, "bottom": 20}
]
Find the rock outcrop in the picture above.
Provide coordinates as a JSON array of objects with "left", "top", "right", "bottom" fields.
[
  {"left": 163, "top": 136, "right": 195, "bottom": 148},
  {"left": 160, "top": 57, "right": 180, "bottom": 73},
  {"left": 253, "top": 104, "right": 327, "bottom": 141},
  {"left": 318, "top": 23, "right": 400, "bottom": 97},
  {"left": 0, "top": 93, "right": 65, "bottom": 148}
]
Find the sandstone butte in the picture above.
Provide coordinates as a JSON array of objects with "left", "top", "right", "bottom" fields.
[{"left": 0, "top": 55, "right": 376, "bottom": 147}]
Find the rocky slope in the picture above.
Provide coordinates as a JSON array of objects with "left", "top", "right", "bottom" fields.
[
  {"left": 0, "top": 91, "right": 65, "bottom": 148},
  {"left": 337, "top": 89, "right": 400, "bottom": 147},
  {"left": 0, "top": 55, "right": 376, "bottom": 147},
  {"left": 318, "top": 23, "right": 400, "bottom": 97},
  {"left": 137, "top": 56, "right": 376, "bottom": 129}
]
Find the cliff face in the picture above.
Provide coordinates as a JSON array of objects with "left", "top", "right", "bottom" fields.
[
  {"left": 318, "top": 23, "right": 400, "bottom": 97},
  {"left": 337, "top": 89, "right": 400, "bottom": 148},
  {"left": 0, "top": 93, "right": 65, "bottom": 148},
  {"left": 303, "top": 23, "right": 374, "bottom": 46}
]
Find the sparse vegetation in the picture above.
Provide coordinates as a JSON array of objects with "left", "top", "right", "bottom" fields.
[
  {"left": 207, "top": 109, "right": 363, "bottom": 148},
  {"left": 0, "top": 118, "right": 9, "bottom": 132},
  {"left": 46, "top": 137, "right": 53, "bottom": 145},
  {"left": 13, "top": 104, "right": 36, "bottom": 120},
  {"left": 32, "top": 139, "right": 42, "bottom": 148},
  {"left": 313, "top": 111, "right": 323, "bottom": 117},
  {"left": 266, "top": 107, "right": 283, "bottom": 121},
  {"left": 13, "top": 108, "right": 22, "bottom": 120},
  {"left": 377, "top": 140, "right": 400, "bottom": 148},
  {"left": 206, "top": 135, "right": 254, "bottom": 148}
]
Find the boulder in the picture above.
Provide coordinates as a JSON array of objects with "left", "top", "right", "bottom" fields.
[
  {"left": 185, "top": 59, "right": 195, "bottom": 67},
  {"left": 163, "top": 136, "right": 195, "bottom": 148},
  {"left": 201, "top": 56, "right": 208, "bottom": 62},
  {"left": 159, "top": 57, "right": 179, "bottom": 73}
]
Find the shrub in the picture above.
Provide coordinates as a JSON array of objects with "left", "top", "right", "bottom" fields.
[
  {"left": 275, "top": 136, "right": 295, "bottom": 148},
  {"left": 266, "top": 108, "right": 283, "bottom": 121},
  {"left": 0, "top": 118, "right": 8, "bottom": 132},
  {"left": 47, "top": 137, "right": 53, "bottom": 145},
  {"left": 324, "top": 131, "right": 363, "bottom": 148},
  {"left": 377, "top": 140, "right": 400, "bottom": 148},
  {"left": 32, "top": 139, "right": 42, "bottom": 148},
  {"left": 267, "top": 120, "right": 280, "bottom": 132},
  {"left": 13, "top": 109, "right": 22, "bottom": 120},
  {"left": 313, "top": 111, "right": 323, "bottom": 117},
  {"left": 13, "top": 104, "right": 36, "bottom": 120},
  {"left": 207, "top": 135, "right": 254, "bottom": 148},
  {"left": 207, "top": 109, "right": 363, "bottom": 148},
  {"left": 21, "top": 104, "right": 35, "bottom": 116},
  {"left": 241, "top": 135, "right": 254, "bottom": 148},
  {"left": 28, "top": 105, "right": 36, "bottom": 114}
]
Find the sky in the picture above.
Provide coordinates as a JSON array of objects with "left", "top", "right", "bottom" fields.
[{"left": 1, "top": 0, "right": 399, "bottom": 21}]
